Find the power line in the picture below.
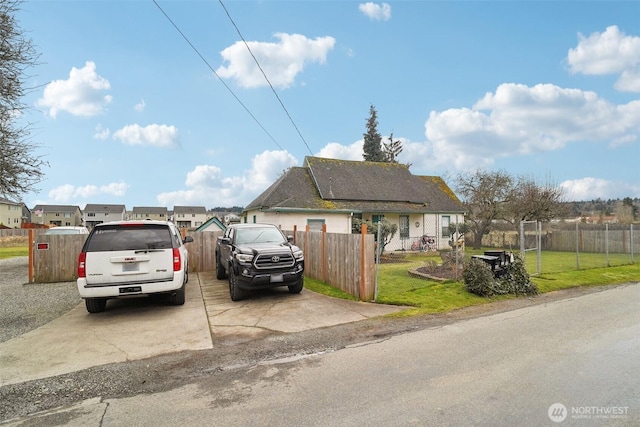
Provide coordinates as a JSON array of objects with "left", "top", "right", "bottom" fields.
[
  {"left": 218, "top": 0, "right": 314, "bottom": 156},
  {"left": 152, "top": 0, "right": 285, "bottom": 151}
]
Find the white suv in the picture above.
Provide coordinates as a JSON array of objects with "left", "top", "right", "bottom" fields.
[{"left": 77, "top": 220, "right": 193, "bottom": 313}]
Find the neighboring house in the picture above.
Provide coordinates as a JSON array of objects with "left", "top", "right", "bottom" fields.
[
  {"left": 224, "top": 213, "right": 241, "bottom": 225},
  {"left": 31, "top": 204, "right": 83, "bottom": 227},
  {"left": 174, "top": 206, "right": 207, "bottom": 229},
  {"left": 131, "top": 206, "right": 168, "bottom": 221},
  {"left": 194, "top": 216, "right": 226, "bottom": 232},
  {"left": 83, "top": 204, "right": 127, "bottom": 228},
  {"left": 0, "top": 197, "right": 24, "bottom": 228},
  {"left": 243, "top": 156, "right": 466, "bottom": 251}
]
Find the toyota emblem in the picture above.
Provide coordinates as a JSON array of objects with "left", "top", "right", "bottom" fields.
[{"left": 271, "top": 256, "right": 280, "bottom": 263}]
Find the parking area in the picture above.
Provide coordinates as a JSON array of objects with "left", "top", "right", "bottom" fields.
[{"left": 0, "top": 271, "right": 404, "bottom": 386}]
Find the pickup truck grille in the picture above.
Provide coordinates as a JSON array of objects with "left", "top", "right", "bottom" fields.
[{"left": 254, "top": 252, "right": 295, "bottom": 269}]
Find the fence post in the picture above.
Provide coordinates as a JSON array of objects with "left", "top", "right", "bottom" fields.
[
  {"left": 28, "top": 229, "right": 34, "bottom": 283},
  {"left": 631, "top": 224, "right": 635, "bottom": 263},
  {"left": 605, "top": 223, "right": 610, "bottom": 267},
  {"left": 360, "top": 224, "right": 367, "bottom": 300},
  {"left": 321, "top": 224, "right": 327, "bottom": 283},
  {"left": 575, "top": 222, "right": 580, "bottom": 270}
]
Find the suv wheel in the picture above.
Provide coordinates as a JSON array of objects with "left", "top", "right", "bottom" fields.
[
  {"left": 169, "top": 283, "right": 186, "bottom": 305},
  {"left": 228, "top": 268, "right": 245, "bottom": 301},
  {"left": 216, "top": 254, "right": 227, "bottom": 280},
  {"left": 85, "top": 298, "right": 107, "bottom": 313}
]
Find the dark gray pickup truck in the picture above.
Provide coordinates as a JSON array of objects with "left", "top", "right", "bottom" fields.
[{"left": 215, "top": 223, "right": 305, "bottom": 301}]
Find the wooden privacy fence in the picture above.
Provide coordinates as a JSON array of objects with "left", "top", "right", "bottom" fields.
[
  {"left": 29, "top": 232, "right": 87, "bottom": 283},
  {"left": 28, "top": 226, "right": 377, "bottom": 301}
]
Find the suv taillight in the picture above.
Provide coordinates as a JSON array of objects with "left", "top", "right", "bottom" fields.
[
  {"left": 78, "top": 252, "right": 87, "bottom": 278},
  {"left": 173, "top": 248, "right": 181, "bottom": 272}
]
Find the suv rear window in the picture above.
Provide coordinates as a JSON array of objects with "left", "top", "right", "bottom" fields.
[{"left": 85, "top": 224, "right": 175, "bottom": 252}]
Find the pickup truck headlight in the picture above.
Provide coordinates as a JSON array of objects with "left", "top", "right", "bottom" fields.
[
  {"left": 235, "top": 253, "right": 253, "bottom": 263},
  {"left": 293, "top": 249, "right": 304, "bottom": 261}
]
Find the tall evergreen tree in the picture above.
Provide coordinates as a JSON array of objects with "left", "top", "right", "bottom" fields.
[{"left": 362, "top": 104, "right": 384, "bottom": 162}]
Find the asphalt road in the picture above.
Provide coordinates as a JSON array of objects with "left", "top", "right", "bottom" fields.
[{"left": 3, "top": 282, "right": 638, "bottom": 426}]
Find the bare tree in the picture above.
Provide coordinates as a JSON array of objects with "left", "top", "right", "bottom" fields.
[
  {"left": 455, "top": 169, "right": 513, "bottom": 249},
  {"left": 0, "top": 0, "right": 47, "bottom": 200},
  {"left": 505, "top": 175, "right": 566, "bottom": 231},
  {"left": 382, "top": 132, "right": 403, "bottom": 163}
]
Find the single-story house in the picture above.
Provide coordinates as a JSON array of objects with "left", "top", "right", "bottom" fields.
[
  {"left": 83, "top": 204, "right": 127, "bottom": 228},
  {"left": 243, "top": 156, "right": 466, "bottom": 251}
]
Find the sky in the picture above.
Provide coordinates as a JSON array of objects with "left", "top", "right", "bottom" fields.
[{"left": 15, "top": 0, "right": 640, "bottom": 210}]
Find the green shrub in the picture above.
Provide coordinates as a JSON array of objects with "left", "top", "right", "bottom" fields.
[
  {"left": 497, "top": 254, "right": 539, "bottom": 296},
  {"left": 463, "top": 255, "right": 538, "bottom": 297},
  {"left": 463, "top": 258, "right": 498, "bottom": 296}
]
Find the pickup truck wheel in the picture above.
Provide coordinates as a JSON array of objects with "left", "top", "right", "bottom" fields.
[
  {"left": 169, "top": 283, "right": 186, "bottom": 305},
  {"left": 85, "top": 298, "right": 107, "bottom": 313},
  {"left": 216, "top": 254, "right": 227, "bottom": 280},
  {"left": 228, "top": 268, "right": 245, "bottom": 301},
  {"left": 288, "top": 277, "right": 304, "bottom": 294}
]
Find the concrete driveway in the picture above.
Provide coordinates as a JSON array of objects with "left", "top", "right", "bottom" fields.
[{"left": 0, "top": 272, "right": 403, "bottom": 386}]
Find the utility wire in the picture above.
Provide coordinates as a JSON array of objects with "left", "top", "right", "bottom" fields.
[
  {"left": 218, "top": 0, "right": 314, "bottom": 156},
  {"left": 152, "top": 0, "right": 285, "bottom": 151}
]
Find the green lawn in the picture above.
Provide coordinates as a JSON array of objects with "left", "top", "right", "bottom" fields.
[
  {"left": 306, "top": 250, "right": 639, "bottom": 317},
  {"left": 0, "top": 246, "right": 29, "bottom": 259}
]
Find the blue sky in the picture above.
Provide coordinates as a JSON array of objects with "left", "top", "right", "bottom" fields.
[{"left": 16, "top": 1, "right": 640, "bottom": 210}]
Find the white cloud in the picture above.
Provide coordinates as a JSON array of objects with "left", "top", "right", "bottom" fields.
[
  {"left": 358, "top": 2, "right": 391, "bottom": 21},
  {"left": 421, "top": 83, "right": 640, "bottom": 170},
  {"left": 567, "top": 25, "right": 640, "bottom": 93},
  {"left": 94, "top": 125, "right": 110, "bottom": 140},
  {"left": 560, "top": 177, "right": 640, "bottom": 201},
  {"left": 48, "top": 182, "right": 129, "bottom": 202},
  {"left": 156, "top": 150, "right": 299, "bottom": 207},
  {"left": 216, "top": 33, "right": 336, "bottom": 89},
  {"left": 315, "top": 140, "right": 363, "bottom": 161},
  {"left": 134, "top": 98, "right": 146, "bottom": 112},
  {"left": 112, "top": 124, "right": 179, "bottom": 147},
  {"left": 36, "top": 61, "right": 112, "bottom": 117}
]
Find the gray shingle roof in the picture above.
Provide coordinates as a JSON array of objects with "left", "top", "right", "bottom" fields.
[
  {"left": 132, "top": 206, "right": 168, "bottom": 214},
  {"left": 84, "top": 204, "right": 126, "bottom": 213},
  {"left": 32, "top": 204, "right": 81, "bottom": 213},
  {"left": 245, "top": 157, "right": 465, "bottom": 214},
  {"left": 174, "top": 206, "right": 207, "bottom": 214}
]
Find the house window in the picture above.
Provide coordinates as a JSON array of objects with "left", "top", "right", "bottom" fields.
[
  {"left": 88, "top": 213, "right": 95, "bottom": 217},
  {"left": 252, "top": 215, "right": 256, "bottom": 224},
  {"left": 372, "top": 215, "right": 384, "bottom": 224},
  {"left": 307, "top": 219, "right": 325, "bottom": 231},
  {"left": 399, "top": 215, "right": 409, "bottom": 240},
  {"left": 441, "top": 215, "right": 451, "bottom": 237}
]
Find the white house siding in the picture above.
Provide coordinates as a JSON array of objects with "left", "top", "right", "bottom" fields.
[
  {"left": 360, "top": 212, "right": 465, "bottom": 252},
  {"left": 244, "top": 210, "right": 464, "bottom": 252},
  {"left": 84, "top": 211, "right": 126, "bottom": 227},
  {"left": 244, "top": 211, "right": 352, "bottom": 234}
]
